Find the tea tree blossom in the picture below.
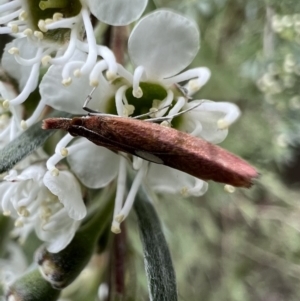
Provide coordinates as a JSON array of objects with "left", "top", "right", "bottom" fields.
[
  {"left": 39, "top": 10, "right": 240, "bottom": 233},
  {"left": 0, "top": 0, "right": 148, "bottom": 136},
  {"left": 0, "top": 163, "right": 86, "bottom": 252},
  {"left": 0, "top": 2, "right": 246, "bottom": 298}
]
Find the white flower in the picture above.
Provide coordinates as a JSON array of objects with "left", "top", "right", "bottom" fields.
[
  {"left": 41, "top": 9, "right": 241, "bottom": 234},
  {"left": 87, "top": 0, "right": 148, "bottom": 26},
  {"left": 0, "top": 242, "right": 27, "bottom": 289},
  {"left": 0, "top": 163, "right": 86, "bottom": 253}
]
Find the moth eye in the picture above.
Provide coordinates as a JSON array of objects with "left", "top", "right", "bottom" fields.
[{"left": 71, "top": 118, "right": 83, "bottom": 126}]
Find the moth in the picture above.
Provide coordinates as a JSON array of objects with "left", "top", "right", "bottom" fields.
[{"left": 42, "top": 114, "right": 258, "bottom": 188}]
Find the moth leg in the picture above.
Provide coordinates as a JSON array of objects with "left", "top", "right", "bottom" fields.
[{"left": 133, "top": 104, "right": 172, "bottom": 120}]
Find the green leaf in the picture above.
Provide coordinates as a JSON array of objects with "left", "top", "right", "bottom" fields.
[
  {"left": 0, "top": 111, "right": 71, "bottom": 174},
  {"left": 134, "top": 187, "right": 177, "bottom": 301}
]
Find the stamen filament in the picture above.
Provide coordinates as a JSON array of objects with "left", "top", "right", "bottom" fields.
[
  {"left": 115, "top": 161, "right": 148, "bottom": 222},
  {"left": 22, "top": 100, "right": 46, "bottom": 128},
  {"left": 39, "top": 0, "right": 68, "bottom": 11},
  {"left": 45, "top": 15, "right": 80, "bottom": 29},
  {"left": 0, "top": 0, "right": 21, "bottom": 14},
  {"left": 0, "top": 8, "right": 21, "bottom": 24},
  {"left": 55, "top": 133, "right": 73, "bottom": 154},
  {"left": 113, "top": 157, "right": 127, "bottom": 220},
  {"left": 156, "top": 89, "right": 174, "bottom": 117},
  {"left": 115, "top": 85, "right": 129, "bottom": 116},
  {"left": 50, "top": 28, "right": 77, "bottom": 65},
  {"left": 80, "top": 8, "right": 97, "bottom": 75},
  {"left": 89, "top": 60, "right": 108, "bottom": 86},
  {"left": 9, "top": 62, "right": 40, "bottom": 105}
]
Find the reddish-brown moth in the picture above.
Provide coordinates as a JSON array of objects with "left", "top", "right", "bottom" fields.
[{"left": 42, "top": 115, "right": 258, "bottom": 188}]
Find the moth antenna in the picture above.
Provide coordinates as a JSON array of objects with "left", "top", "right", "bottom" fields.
[
  {"left": 145, "top": 101, "right": 203, "bottom": 122},
  {"left": 83, "top": 86, "right": 99, "bottom": 114},
  {"left": 133, "top": 104, "right": 172, "bottom": 119}
]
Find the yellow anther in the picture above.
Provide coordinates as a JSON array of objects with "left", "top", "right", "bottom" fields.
[
  {"left": 34, "top": 30, "right": 44, "bottom": 40},
  {"left": 132, "top": 87, "right": 143, "bottom": 98},
  {"left": 19, "top": 11, "right": 28, "bottom": 21},
  {"left": 62, "top": 78, "right": 72, "bottom": 86},
  {"left": 217, "top": 119, "right": 229, "bottom": 130},
  {"left": 23, "top": 28, "right": 33, "bottom": 36},
  {"left": 20, "top": 120, "right": 28, "bottom": 130},
  {"left": 224, "top": 185, "right": 235, "bottom": 193},
  {"left": 115, "top": 214, "right": 125, "bottom": 223},
  {"left": 60, "top": 147, "right": 68, "bottom": 157},
  {"left": 106, "top": 70, "right": 117, "bottom": 81},
  {"left": 3, "top": 100, "right": 10, "bottom": 109},
  {"left": 41, "top": 55, "right": 52, "bottom": 66},
  {"left": 8, "top": 47, "right": 19, "bottom": 55},
  {"left": 38, "top": 20, "right": 48, "bottom": 32},
  {"left": 51, "top": 168, "right": 59, "bottom": 177},
  {"left": 53, "top": 13, "right": 63, "bottom": 21}
]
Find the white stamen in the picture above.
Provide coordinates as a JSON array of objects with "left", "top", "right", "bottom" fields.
[
  {"left": 156, "top": 89, "right": 174, "bottom": 117},
  {"left": 224, "top": 185, "right": 235, "bottom": 193},
  {"left": 132, "top": 66, "right": 145, "bottom": 98},
  {"left": 18, "top": 206, "right": 30, "bottom": 217},
  {"left": 116, "top": 64, "right": 133, "bottom": 83},
  {"left": 80, "top": 8, "right": 97, "bottom": 75},
  {"left": 19, "top": 10, "right": 28, "bottom": 21},
  {"left": 13, "top": 47, "right": 46, "bottom": 66},
  {"left": 62, "top": 78, "right": 72, "bottom": 86},
  {"left": 24, "top": 100, "right": 47, "bottom": 128},
  {"left": 189, "top": 120, "right": 202, "bottom": 136},
  {"left": 133, "top": 156, "right": 143, "bottom": 170},
  {"left": 9, "top": 62, "right": 40, "bottom": 106},
  {"left": 97, "top": 45, "right": 117, "bottom": 76},
  {"left": 20, "top": 120, "right": 27, "bottom": 130},
  {"left": 51, "top": 168, "right": 59, "bottom": 177},
  {"left": 50, "top": 28, "right": 77, "bottom": 65},
  {"left": 34, "top": 31, "right": 44, "bottom": 40},
  {"left": 62, "top": 60, "right": 83, "bottom": 81},
  {"left": 46, "top": 153, "right": 63, "bottom": 172},
  {"left": 199, "top": 101, "right": 241, "bottom": 128},
  {"left": 8, "top": 47, "right": 19, "bottom": 55},
  {"left": 115, "top": 85, "right": 129, "bottom": 116},
  {"left": 0, "top": 26, "right": 13, "bottom": 34},
  {"left": 168, "top": 96, "right": 186, "bottom": 116},
  {"left": 0, "top": 1, "right": 21, "bottom": 14},
  {"left": 0, "top": 8, "right": 21, "bottom": 24},
  {"left": 55, "top": 133, "right": 73, "bottom": 154},
  {"left": 38, "top": 20, "right": 48, "bottom": 32},
  {"left": 41, "top": 55, "right": 52, "bottom": 66},
  {"left": 115, "top": 161, "right": 148, "bottom": 222},
  {"left": 8, "top": 23, "right": 19, "bottom": 33},
  {"left": 163, "top": 67, "right": 211, "bottom": 94},
  {"left": 188, "top": 179, "right": 208, "bottom": 196},
  {"left": 45, "top": 15, "right": 80, "bottom": 30},
  {"left": 111, "top": 157, "right": 127, "bottom": 233},
  {"left": 23, "top": 28, "right": 33, "bottom": 36},
  {"left": 53, "top": 13, "right": 63, "bottom": 21},
  {"left": 111, "top": 221, "right": 121, "bottom": 234},
  {"left": 89, "top": 60, "right": 108, "bottom": 87}
]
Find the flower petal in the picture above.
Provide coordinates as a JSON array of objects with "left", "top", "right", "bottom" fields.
[
  {"left": 87, "top": 0, "right": 148, "bottom": 25},
  {"left": 43, "top": 170, "right": 86, "bottom": 220},
  {"left": 128, "top": 10, "right": 200, "bottom": 79},
  {"left": 147, "top": 164, "right": 208, "bottom": 197},
  {"left": 1, "top": 38, "right": 38, "bottom": 90},
  {"left": 67, "top": 138, "right": 120, "bottom": 189},
  {"left": 179, "top": 100, "right": 241, "bottom": 144}
]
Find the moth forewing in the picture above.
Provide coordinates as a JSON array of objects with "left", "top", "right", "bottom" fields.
[{"left": 42, "top": 115, "right": 258, "bottom": 188}]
